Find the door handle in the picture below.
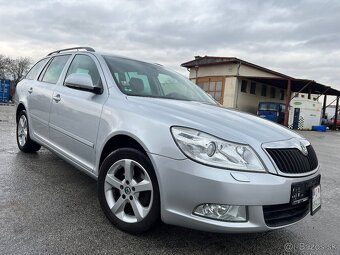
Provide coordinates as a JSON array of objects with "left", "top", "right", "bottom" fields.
[
  {"left": 28, "top": 87, "right": 33, "bottom": 94},
  {"left": 52, "top": 94, "right": 61, "bottom": 102}
]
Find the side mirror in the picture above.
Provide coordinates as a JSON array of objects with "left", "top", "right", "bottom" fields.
[{"left": 64, "top": 73, "right": 102, "bottom": 94}]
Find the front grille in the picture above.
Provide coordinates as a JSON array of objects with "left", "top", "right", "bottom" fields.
[
  {"left": 263, "top": 201, "right": 310, "bottom": 227},
  {"left": 266, "top": 145, "right": 318, "bottom": 174}
]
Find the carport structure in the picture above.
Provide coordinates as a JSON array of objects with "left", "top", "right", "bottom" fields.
[
  {"left": 243, "top": 77, "right": 340, "bottom": 129},
  {"left": 181, "top": 56, "right": 340, "bottom": 129}
]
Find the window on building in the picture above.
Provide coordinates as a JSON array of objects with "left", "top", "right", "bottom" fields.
[
  {"left": 250, "top": 82, "right": 256, "bottom": 94},
  {"left": 197, "top": 79, "right": 223, "bottom": 103},
  {"left": 270, "top": 87, "right": 276, "bottom": 98},
  {"left": 241, "top": 80, "right": 247, "bottom": 93},
  {"left": 280, "top": 90, "right": 285, "bottom": 100},
  {"left": 261, "top": 85, "right": 267, "bottom": 97}
]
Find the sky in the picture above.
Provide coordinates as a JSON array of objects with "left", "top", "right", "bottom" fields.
[{"left": 0, "top": 0, "right": 339, "bottom": 94}]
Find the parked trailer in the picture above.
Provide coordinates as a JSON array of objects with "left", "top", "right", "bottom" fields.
[{"left": 0, "top": 80, "right": 10, "bottom": 103}]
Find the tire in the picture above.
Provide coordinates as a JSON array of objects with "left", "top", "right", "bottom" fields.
[
  {"left": 16, "top": 110, "right": 41, "bottom": 153},
  {"left": 98, "top": 148, "right": 160, "bottom": 234}
]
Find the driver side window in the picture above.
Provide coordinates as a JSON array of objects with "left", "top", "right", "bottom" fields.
[{"left": 65, "top": 55, "right": 102, "bottom": 87}]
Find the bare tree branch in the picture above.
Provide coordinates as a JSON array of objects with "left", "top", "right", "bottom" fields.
[
  {"left": 0, "top": 54, "right": 11, "bottom": 79},
  {"left": 5, "top": 57, "right": 31, "bottom": 85}
]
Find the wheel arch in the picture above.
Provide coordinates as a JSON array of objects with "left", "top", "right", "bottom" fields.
[
  {"left": 97, "top": 132, "right": 164, "bottom": 219},
  {"left": 16, "top": 103, "right": 26, "bottom": 123},
  {"left": 98, "top": 133, "right": 150, "bottom": 172}
]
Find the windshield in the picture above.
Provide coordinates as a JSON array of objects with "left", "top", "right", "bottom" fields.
[
  {"left": 103, "top": 56, "right": 216, "bottom": 105},
  {"left": 258, "top": 103, "right": 279, "bottom": 111}
]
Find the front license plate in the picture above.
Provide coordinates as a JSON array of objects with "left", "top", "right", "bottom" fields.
[
  {"left": 290, "top": 175, "right": 321, "bottom": 206},
  {"left": 311, "top": 184, "right": 321, "bottom": 215}
]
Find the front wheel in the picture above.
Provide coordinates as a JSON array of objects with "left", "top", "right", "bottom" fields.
[
  {"left": 16, "top": 110, "right": 41, "bottom": 153},
  {"left": 98, "top": 148, "right": 160, "bottom": 234}
]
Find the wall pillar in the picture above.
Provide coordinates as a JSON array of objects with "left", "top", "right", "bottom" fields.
[
  {"left": 308, "top": 86, "right": 312, "bottom": 99},
  {"left": 284, "top": 79, "right": 291, "bottom": 126},
  {"left": 322, "top": 94, "right": 327, "bottom": 118},
  {"left": 334, "top": 96, "right": 339, "bottom": 130}
]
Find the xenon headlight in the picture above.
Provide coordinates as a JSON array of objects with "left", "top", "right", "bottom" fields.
[{"left": 171, "top": 127, "right": 265, "bottom": 172}]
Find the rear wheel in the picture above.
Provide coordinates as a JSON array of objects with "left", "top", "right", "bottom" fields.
[
  {"left": 98, "top": 148, "right": 160, "bottom": 234},
  {"left": 16, "top": 110, "right": 41, "bottom": 153}
]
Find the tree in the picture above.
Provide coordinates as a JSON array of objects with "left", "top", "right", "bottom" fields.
[
  {"left": 6, "top": 57, "right": 31, "bottom": 85},
  {"left": 0, "top": 54, "right": 11, "bottom": 79}
]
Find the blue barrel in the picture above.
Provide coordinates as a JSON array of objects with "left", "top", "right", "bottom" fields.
[{"left": 0, "top": 79, "right": 10, "bottom": 103}]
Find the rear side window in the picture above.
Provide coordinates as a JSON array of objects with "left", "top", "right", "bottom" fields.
[
  {"left": 25, "top": 58, "right": 49, "bottom": 80},
  {"left": 42, "top": 55, "right": 71, "bottom": 84},
  {"left": 65, "top": 54, "right": 102, "bottom": 86}
]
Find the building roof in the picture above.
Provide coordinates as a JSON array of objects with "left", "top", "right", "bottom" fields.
[
  {"left": 245, "top": 77, "right": 340, "bottom": 96},
  {"left": 181, "top": 56, "right": 340, "bottom": 96},
  {"left": 181, "top": 56, "right": 293, "bottom": 79}
]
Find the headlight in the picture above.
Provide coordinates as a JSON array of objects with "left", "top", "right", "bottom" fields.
[{"left": 171, "top": 126, "right": 265, "bottom": 172}]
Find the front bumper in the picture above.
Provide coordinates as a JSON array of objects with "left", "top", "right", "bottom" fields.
[{"left": 149, "top": 153, "right": 320, "bottom": 233}]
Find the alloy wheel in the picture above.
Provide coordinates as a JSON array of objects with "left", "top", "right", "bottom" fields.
[
  {"left": 17, "top": 115, "right": 28, "bottom": 147},
  {"left": 104, "top": 159, "right": 153, "bottom": 223}
]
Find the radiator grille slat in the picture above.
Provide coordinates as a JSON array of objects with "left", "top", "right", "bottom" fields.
[{"left": 266, "top": 145, "right": 318, "bottom": 174}]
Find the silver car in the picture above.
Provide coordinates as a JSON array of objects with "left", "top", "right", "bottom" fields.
[{"left": 15, "top": 47, "right": 321, "bottom": 234}]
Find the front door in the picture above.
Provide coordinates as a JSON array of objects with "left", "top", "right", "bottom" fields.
[{"left": 49, "top": 54, "right": 107, "bottom": 172}]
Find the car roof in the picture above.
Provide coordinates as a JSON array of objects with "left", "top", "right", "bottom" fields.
[{"left": 46, "top": 46, "right": 158, "bottom": 66}]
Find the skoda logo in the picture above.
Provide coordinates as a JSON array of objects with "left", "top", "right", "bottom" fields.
[
  {"left": 124, "top": 187, "right": 131, "bottom": 195},
  {"left": 300, "top": 142, "right": 308, "bottom": 156}
]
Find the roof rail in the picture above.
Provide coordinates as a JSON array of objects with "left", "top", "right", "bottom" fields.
[{"left": 47, "top": 46, "right": 95, "bottom": 56}]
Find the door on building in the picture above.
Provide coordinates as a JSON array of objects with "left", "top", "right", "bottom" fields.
[
  {"left": 195, "top": 77, "right": 225, "bottom": 104},
  {"left": 293, "top": 108, "right": 301, "bottom": 129}
]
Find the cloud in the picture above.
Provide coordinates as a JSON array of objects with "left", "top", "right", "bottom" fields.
[{"left": 0, "top": 0, "right": 339, "bottom": 91}]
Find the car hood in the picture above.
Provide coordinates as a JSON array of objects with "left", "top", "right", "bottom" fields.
[{"left": 126, "top": 96, "right": 302, "bottom": 144}]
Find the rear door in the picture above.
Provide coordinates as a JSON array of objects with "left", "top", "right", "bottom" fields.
[
  {"left": 48, "top": 54, "right": 107, "bottom": 172},
  {"left": 27, "top": 55, "right": 71, "bottom": 141}
]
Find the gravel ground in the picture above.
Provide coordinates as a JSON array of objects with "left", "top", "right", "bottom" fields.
[{"left": 1, "top": 105, "right": 339, "bottom": 254}]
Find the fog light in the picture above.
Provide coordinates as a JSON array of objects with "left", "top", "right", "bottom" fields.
[{"left": 193, "top": 204, "right": 247, "bottom": 222}]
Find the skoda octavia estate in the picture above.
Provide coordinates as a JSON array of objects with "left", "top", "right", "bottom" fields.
[{"left": 15, "top": 47, "right": 321, "bottom": 234}]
